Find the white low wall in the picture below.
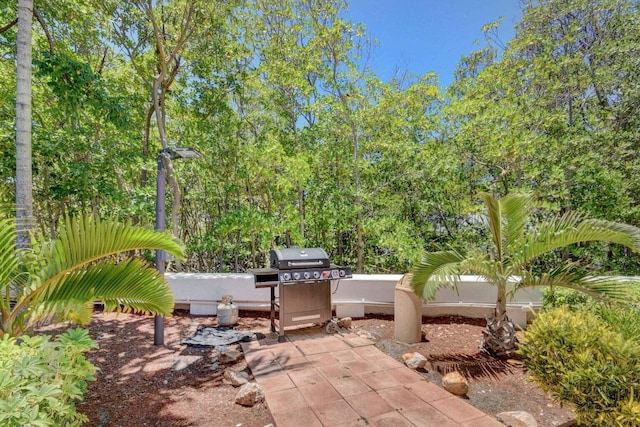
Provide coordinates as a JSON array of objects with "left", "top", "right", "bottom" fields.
[{"left": 167, "top": 273, "right": 543, "bottom": 326}]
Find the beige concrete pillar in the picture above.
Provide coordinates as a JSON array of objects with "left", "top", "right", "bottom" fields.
[{"left": 394, "top": 273, "right": 423, "bottom": 343}]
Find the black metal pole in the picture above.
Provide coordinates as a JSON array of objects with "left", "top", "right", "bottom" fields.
[{"left": 154, "top": 154, "right": 166, "bottom": 346}]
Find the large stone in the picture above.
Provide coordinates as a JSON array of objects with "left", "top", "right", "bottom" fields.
[
  {"left": 402, "top": 352, "right": 428, "bottom": 370},
  {"left": 224, "top": 369, "right": 249, "bottom": 387},
  {"left": 496, "top": 411, "right": 539, "bottom": 427},
  {"left": 441, "top": 371, "right": 469, "bottom": 396},
  {"left": 338, "top": 317, "right": 352, "bottom": 328},
  {"left": 216, "top": 346, "right": 242, "bottom": 364},
  {"left": 356, "top": 330, "right": 373, "bottom": 339},
  {"left": 235, "top": 382, "right": 265, "bottom": 407}
]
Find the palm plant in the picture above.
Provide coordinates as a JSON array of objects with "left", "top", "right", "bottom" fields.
[
  {"left": 411, "top": 192, "right": 640, "bottom": 357},
  {"left": 0, "top": 215, "right": 184, "bottom": 337}
]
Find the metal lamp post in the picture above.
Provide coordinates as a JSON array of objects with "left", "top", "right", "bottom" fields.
[{"left": 154, "top": 146, "right": 202, "bottom": 346}]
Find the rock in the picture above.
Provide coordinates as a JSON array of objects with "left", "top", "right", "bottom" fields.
[
  {"left": 217, "top": 346, "right": 242, "bottom": 364},
  {"left": 496, "top": 411, "right": 539, "bottom": 427},
  {"left": 441, "top": 371, "right": 469, "bottom": 396},
  {"left": 235, "top": 382, "right": 265, "bottom": 407},
  {"left": 338, "top": 317, "right": 352, "bottom": 328},
  {"left": 356, "top": 330, "right": 373, "bottom": 339},
  {"left": 224, "top": 369, "right": 249, "bottom": 387},
  {"left": 402, "top": 352, "right": 428, "bottom": 370}
]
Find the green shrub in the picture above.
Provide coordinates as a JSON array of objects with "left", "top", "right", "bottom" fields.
[
  {"left": 0, "top": 328, "right": 98, "bottom": 426},
  {"left": 594, "top": 304, "right": 640, "bottom": 342},
  {"left": 519, "top": 307, "right": 640, "bottom": 426},
  {"left": 541, "top": 287, "right": 595, "bottom": 310}
]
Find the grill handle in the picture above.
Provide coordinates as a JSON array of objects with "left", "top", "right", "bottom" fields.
[{"left": 287, "top": 260, "right": 325, "bottom": 267}]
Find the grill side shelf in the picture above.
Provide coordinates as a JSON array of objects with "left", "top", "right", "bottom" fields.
[{"left": 250, "top": 268, "right": 279, "bottom": 288}]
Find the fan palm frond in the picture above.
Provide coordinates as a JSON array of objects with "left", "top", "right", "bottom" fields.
[
  {"left": 35, "top": 216, "right": 184, "bottom": 282},
  {"left": 12, "top": 259, "right": 174, "bottom": 334},
  {"left": 480, "top": 192, "right": 503, "bottom": 261},
  {"left": 522, "top": 216, "right": 640, "bottom": 264},
  {"left": 2, "top": 215, "right": 184, "bottom": 337},
  {"left": 499, "top": 192, "right": 534, "bottom": 252},
  {"left": 410, "top": 250, "right": 465, "bottom": 300}
]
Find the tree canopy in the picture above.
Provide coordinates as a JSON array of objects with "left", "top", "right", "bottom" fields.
[{"left": 2, "top": 0, "right": 640, "bottom": 274}]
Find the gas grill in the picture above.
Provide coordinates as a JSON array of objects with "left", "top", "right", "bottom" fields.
[{"left": 251, "top": 248, "right": 352, "bottom": 342}]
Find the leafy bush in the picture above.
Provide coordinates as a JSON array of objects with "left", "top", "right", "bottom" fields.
[
  {"left": 519, "top": 307, "right": 640, "bottom": 426},
  {"left": 542, "top": 287, "right": 595, "bottom": 310},
  {"left": 0, "top": 328, "right": 98, "bottom": 426}
]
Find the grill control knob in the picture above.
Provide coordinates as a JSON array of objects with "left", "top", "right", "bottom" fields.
[
  {"left": 283, "top": 273, "right": 291, "bottom": 281},
  {"left": 303, "top": 272, "right": 311, "bottom": 279},
  {"left": 293, "top": 272, "right": 301, "bottom": 280},
  {"left": 313, "top": 271, "right": 320, "bottom": 279},
  {"left": 339, "top": 270, "right": 346, "bottom": 277}
]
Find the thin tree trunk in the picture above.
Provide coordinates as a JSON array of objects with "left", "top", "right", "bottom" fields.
[
  {"left": 16, "top": 0, "right": 33, "bottom": 248},
  {"left": 495, "top": 283, "right": 508, "bottom": 321}
]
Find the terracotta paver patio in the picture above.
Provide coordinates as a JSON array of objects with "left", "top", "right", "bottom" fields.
[{"left": 240, "top": 326, "right": 504, "bottom": 427}]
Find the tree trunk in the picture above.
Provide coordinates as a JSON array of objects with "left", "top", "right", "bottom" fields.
[
  {"left": 495, "top": 283, "right": 508, "bottom": 321},
  {"left": 15, "top": 0, "right": 33, "bottom": 248}
]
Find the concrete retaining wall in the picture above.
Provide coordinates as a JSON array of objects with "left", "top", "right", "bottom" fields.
[{"left": 167, "top": 273, "right": 543, "bottom": 326}]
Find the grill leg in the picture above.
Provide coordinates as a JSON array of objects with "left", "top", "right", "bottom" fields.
[
  {"left": 278, "top": 283, "right": 285, "bottom": 342},
  {"left": 270, "top": 286, "right": 276, "bottom": 333}
]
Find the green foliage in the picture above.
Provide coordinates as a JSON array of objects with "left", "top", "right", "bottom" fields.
[
  {"left": 0, "top": 215, "right": 184, "bottom": 337},
  {"left": 542, "top": 287, "right": 595, "bottom": 310},
  {"left": 519, "top": 307, "right": 640, "bottom": 426},
  {"left": 4, "top": 0, "right": 640, "bottom": 275},
  {"left": 411, "top": 192, "right": 640, "bottom": 356},
  {"left": 0, "top": 328, "right": 98, "bottom": 426}
]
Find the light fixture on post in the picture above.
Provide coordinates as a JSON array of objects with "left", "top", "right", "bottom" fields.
[{"left": 154, "top": 146, "right": 202, "bottom": 346}]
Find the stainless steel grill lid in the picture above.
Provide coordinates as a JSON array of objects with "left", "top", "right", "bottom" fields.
[{"left": 270, "top": 247, "right": 330, "bottom": 269}]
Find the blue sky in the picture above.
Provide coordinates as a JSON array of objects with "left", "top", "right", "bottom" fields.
[{"left": 342, "top": 1, "right": 523, "bottom": 87}]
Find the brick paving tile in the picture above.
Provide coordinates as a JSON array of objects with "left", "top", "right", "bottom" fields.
[
  {"left": 240, "top": 339, "right": 265, "bottom": 353},
  {"left": 321, "top": 338, "right": 352, "bottom": 353},
  {"left": 353, "top": 345, "right": 383, "bottom": 359},
  {"left": 265, "top": 387, "right": 308, "bottom": 414},
  {"left": 358, "top": 370, "right": 401, "bottom": 391},
  {"left": 244, "top": 348, "right": 275, "bottom": 369},
  {"left": 249, "top": 359, "right": 283, "bottom": 377},
  {"left": 295, "top": 341, "right": 329, "bottom": 356},
  {"left": 305, "top": 352, "right": 340, "bottom": 367},
  {"left": 271, "top": 405, "right": 323, "bottom": 427},
  {"left": 312, "top": 399, "right": 361, "bottom": 425},
  {"left": 405, "top": 380, "right": 455, "bottom": 403},
  {"left": 317, "top": 362, "right": 352, "bottom": 379},
  {"left": 430, "top": 396, "right": 488, "bottom": 424},
  {"left": 370, "top": 410, "right": 416, "bottom": 426},
  {"left": 461, "top": 415, "right": 506, "bottom": 427},
  {"left": 271, "top": 342, "right": 305, "bottom": 361},
  {"left": 297, "top": 337, "right": 350, "bottom": 355},
  {"left": 377, "top": 385, "right": 428, "bottom": 410},
  {"left": 369, "top": 354, "right": 405, "bottom": 371},
  {"left": 385, "top": 366, "right": 425, "bottom": 384},
  {"left": 399, "top": 405, "right": 462, "bottom": 427},
  {"left": 342, "top": 358, "right": 375, "bottom": 376},
  {"left": 344, "top": 336, "right": 376, "bottom": 347},
  {"left": 287, "top": 367, "right": 326, "bottom": 387},
  {"left": 255, "top": 371, "right": 296, "bottom": 393},
  {"left": 327, "top": 375, "right": 371, "bottom": 397},
  {"left": 336, "top": 332, "right": 361, "bottom": 340},
  {"left": 298, "top": 378, "right": 343, "bottom": 407},
  {"left": 331, "top": 349, "right": 363, "bottom": 363},
  {"left": 278, "top": 355, "right": 310, "bottom": 371},
  {"left": 345, "top": 391, "right": 395, "bottom": 419},
  {"left": 334, "top": 418, "right": 369, "bottom": 427}
]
